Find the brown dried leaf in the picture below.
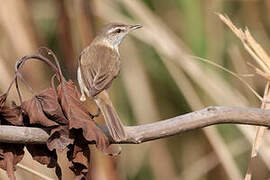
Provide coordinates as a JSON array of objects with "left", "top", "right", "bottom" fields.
[
  {"left": 67, "top": 133, "right": 90, "bottom": 179},
  {"left": 38, "top": 88, "right": 68, "bottom": 125},
  {"left": 26, "top": 144, "right": 57, "bottom": 168},
  {"left": 58, "top": 81, "right": 109, "bottom": 151},
  {"left": 22, "top": 95, "right": 59, "bottom": 127},
  {"left": 0, "top": 102, "right": 24, "bottom": 126},
  {"left": 47, "top": 125, "right": 74, "bottom": 152},
  {"left": 55, "top": 163, "right": 62, "bottom": 180},
  {"left": 0, "top": 94, "right": 24, "bottom": 126},
  {"left": 5, "top": 152, "right": 16, "bottom": 180},
  {"left": 0, "top": 144, "right": 24, "bottom": 180},
  {"left": 26, "top": 144, "right": 62, "bottom": 180}
]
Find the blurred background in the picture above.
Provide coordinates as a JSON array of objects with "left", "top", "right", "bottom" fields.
[{"left": 0, "top": 0, "right": 270, "bottom": 179}]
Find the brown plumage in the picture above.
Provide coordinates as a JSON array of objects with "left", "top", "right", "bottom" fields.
[
  {"left": 77, "top": 23, "right": 142, "bottom": 142},
  {"left": 79, "top": 45, "right": 120, "bottom": 97}
]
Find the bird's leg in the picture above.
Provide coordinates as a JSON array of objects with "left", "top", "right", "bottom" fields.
[{"left": 77, "top": 66, "right": 87, "bottom": 102}]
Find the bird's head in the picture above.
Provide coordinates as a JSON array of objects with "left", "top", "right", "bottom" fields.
[{"left": 94, "top": 23, "right": 142, "bottom": 49}]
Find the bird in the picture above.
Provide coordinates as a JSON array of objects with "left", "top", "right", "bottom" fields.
[{"left": 77, "top": 23, "right": 142, "bottom": 142}]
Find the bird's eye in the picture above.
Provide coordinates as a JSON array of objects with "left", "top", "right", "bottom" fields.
[{"left": 115, "top": 29, "right": 122, "bottom": 33}]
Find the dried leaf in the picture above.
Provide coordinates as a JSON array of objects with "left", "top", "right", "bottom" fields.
[
  {"left": 67, "top": 132, "right": 90, "bottom": 179},
  {"left": 5, "top": 152, "right": 16, "bottom": 180},
  {"left": 26, "top": 144, "right": 62, "bottom": 180},
  {"left": 0, "top": 102, "right": 24, "bottom": 126},
  {"left": 22, "top": 95, "right": 59, "bottom": 127},
  {"left": 55, "top": 163, "right": 62, "bottom": 180},
  {"left": 0, "top": 47, "right": 113, "bottom": 179},
  {"left": 58, "top": 81, "right": 109, "bottom": 151},
  {"left": 38, "top": 88, "right": 68, "bottom": 125},
  {"left": 47, "top": 125, "right": 74, "bottom": 152},
  {"left": 0, "top": 94, "right": 24, "bottom": 126},
  {"left": 26, "top": 144, "right": 58, "bottom": 168},
  {"left": 0, "top": 143, "right": 24, "bottom": 180}
]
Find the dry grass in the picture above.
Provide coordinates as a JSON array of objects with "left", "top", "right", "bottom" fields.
[{"left": 218, "top": 13, "right": 270, "bottom": 180}]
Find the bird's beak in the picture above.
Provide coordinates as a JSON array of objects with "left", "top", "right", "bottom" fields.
[{"left": 129, "top": 24, "right": 143, "bottom": 31}]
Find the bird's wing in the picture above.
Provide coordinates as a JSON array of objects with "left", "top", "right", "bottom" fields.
[{"left": 79, "top": 45, "right": 120, "bottom": 97}]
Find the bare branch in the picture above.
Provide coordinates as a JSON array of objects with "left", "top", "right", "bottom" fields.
[{"left": 0, "top": 106, "right": 270, "bottom": 144}]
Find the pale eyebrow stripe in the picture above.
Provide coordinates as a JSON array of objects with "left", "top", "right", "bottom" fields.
[{"left": 107, "top": 27, "right": 125, "bottom": 34}]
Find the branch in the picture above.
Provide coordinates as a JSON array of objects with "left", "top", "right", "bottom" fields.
[{"left": 0, "top": 106, "right": 270, "bottom": 144}]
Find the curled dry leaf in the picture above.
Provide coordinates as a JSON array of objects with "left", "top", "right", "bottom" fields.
[
  {"left": 22, "top": 93, "right": 59, "bottom": 127},
  {"left": 26, "top": 144, "right": 62, "bottom": 180},
  {"left": 67, "top": 132, "right": 90, "bottom": 179},
  {"left": 38, "top": 88, "right": 68, "bottom": 125},
  {"left": 26, "top": 144, "right": 58, "bottom": 168},
  {"left": 0, "top": 93, "right": 24, "bottom": 126},
  {"left": 20, "top": 88, "right": 72, "bottom": 152},
  {"left": 0, "top": 102, "right": 24, "bottom": 126},
  {"left": 58, "top": 80, "right": 109, "bottom": 151},
  {"left": 47, "top": 125, "right": 74, "bottom": 152},
  {"left": 4, "top": 152, "right": 16, "bottom": 180},
  {"left": 0, "top": 48, "right": 115, "bottom": 179},
  {"left": 0, "top": 87, "right": 24, "bottom": 180},
  {"left": 0, "top": 144, "right": 24, "bottom": 180}
]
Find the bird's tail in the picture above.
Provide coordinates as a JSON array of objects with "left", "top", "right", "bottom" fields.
[{"left": 94, "top": 91, "right": 126, "bottom": 142}]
